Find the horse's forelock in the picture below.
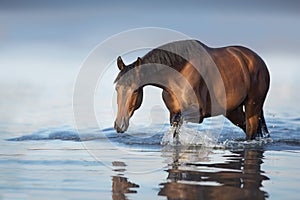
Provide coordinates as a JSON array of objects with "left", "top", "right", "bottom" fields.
[
  {"left": 114, "top": 64, "right": 136, "bottom": 84},
  {"left": 113, "top": 73, "right": 121, "bottom": 84}
]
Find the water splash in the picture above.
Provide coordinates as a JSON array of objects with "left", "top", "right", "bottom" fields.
[
  {"left": 160, "top": 121, "right": 276, "bottom": 150},
  {"left": 161, "top": 122, "right": 218, "bottom": 147},
  {"left": 223, "top": 137, "right": 273, "bottom": 149}
]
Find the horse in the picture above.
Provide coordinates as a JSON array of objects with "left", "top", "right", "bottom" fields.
[{"left": 114, "top": 40, "right": 270, "bottom": 140}]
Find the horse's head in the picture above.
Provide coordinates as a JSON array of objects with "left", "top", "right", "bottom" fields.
[{"left": 114, "top": 56, "right": 143, "bottom": 133}]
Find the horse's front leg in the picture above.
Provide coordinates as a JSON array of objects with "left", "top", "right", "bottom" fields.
[
  {"left": 171, "top": 112, "right": 182, "bottom": 127},
  {"left": 162, "top": 90, "right": 182, "bottom": 138},
  {"left": 171, "top": 112, "right": 183, "bottom": 139}
]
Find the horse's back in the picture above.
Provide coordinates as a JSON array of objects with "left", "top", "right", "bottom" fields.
[{"left": 211, "top": 45, "right": 269, "bottom": 85}]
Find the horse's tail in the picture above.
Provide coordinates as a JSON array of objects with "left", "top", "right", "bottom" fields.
[{"left": 260, "top": 110, "right": 270, "bottom": 137}]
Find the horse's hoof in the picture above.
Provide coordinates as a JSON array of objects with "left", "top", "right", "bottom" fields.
[{"left": 172, "top": 113, "right": 183, "bottom": 127}]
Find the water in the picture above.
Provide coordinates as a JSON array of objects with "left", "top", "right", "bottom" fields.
[{"left": 1, "top": 114, "right": 300, "bottom": 200}]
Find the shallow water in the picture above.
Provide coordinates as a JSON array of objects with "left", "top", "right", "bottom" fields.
[{"left": 1, "top": 114, "right": 300, "bottom": 200}]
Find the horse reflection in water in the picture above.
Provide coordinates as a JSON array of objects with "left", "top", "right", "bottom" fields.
[
  {"left": 112, "top": 176, "right": 139, "bottom": 200},
  {"left": 159, "top": 148, "right": 269, "bottom": 200},
  {"left": 111, "top": 161, "right": 139, "bottom": 200}
]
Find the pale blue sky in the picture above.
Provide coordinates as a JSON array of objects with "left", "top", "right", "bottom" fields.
[{"left": 1, "top": 0, "right": 300, "bottom": 51}]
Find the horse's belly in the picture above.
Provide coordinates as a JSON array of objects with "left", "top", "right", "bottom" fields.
[
  {"left": 209, "top": 71, "right": 249, "bottom": 114},
  {"left": 226, "top": 92, "right": 247, "bottom": 111}
]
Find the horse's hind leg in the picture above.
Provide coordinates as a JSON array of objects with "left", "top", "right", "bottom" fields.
[
  {"left": 244, "top": 98, "right": 264, "bottom": 140},
  {"left": 226, "top": 105, "right": 246, "bottom": 133}
]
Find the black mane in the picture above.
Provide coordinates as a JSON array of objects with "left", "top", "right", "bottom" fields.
[{"left": 114, "top": 40, "right": 207, "bottom": 84}]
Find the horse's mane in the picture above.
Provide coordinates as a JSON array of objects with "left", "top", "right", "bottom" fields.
[
  {"left": 115, "top": 40, "right": 206, "bottom": 83},
  {"left": 142, "top": 40, "right": 206, "bottom": 70}
]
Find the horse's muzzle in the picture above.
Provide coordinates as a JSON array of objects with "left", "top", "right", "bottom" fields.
[{"left": 114, "top": 119, "right": 129, "bottom": 133}]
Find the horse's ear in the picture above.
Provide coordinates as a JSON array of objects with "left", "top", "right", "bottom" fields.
[
  {"left": 117, "top": 56, "right": 125, "bottom": 70},
  {"left": 135, "top": 57, "right": 142, "bottom": 67}
]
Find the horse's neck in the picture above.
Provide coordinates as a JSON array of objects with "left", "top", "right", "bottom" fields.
[
  {"left": 137, "top": 62, "right": 202, "bottom": 115},
  {"left": 137, "top": 64, "right": 173, "bottom": 91},
  {"left": 137, "top": 64, "right": 188, "bottom": 104}
]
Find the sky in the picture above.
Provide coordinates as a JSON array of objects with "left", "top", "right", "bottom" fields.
[{"left": 0, "top": 0, "right": 299, "bottom": 133}]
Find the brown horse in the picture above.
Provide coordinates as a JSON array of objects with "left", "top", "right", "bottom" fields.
[{"left": 114, "top": 40, "right": 270, "bottom": 140}]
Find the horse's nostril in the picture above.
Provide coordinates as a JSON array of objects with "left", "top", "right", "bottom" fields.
[
  {"left": 114, "top": 122, "right": 120, "bottom": 132},
  {"left": 114, "top": 121, "right": 125, "bottom": 133}
]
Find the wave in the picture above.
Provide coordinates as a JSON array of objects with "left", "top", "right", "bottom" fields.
[
  {"left": 6, "top": 121, "right": 300, "bottom": 150},
  {"left": 6, "top": 127, "right": 109, "bottom": 142}
]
